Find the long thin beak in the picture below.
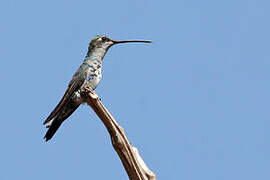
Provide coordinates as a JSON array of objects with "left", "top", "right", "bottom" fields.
[{"left": 113, "top": 39, "right": 152, "bottom": 44}]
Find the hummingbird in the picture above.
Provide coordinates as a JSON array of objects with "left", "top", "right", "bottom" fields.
[{"left": 43, "top": 35, "right": 151, "bottom": 141}]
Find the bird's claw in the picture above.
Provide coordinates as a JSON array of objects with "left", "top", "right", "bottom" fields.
[{"left": 85, "top": 86, "right": 94, "bottom": 94}]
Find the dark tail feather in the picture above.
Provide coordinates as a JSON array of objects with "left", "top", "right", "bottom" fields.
[
  {"left": 44, "top": 119, "right": 62, "bottom": 141},
  {"left": 44, "top": 104, "right": 80, "bottom": 141}
]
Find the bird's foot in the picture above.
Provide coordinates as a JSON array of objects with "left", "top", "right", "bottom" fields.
[
  {"left": 83, "top": 86, "right": 99, "bottom": 99},
  {"left": 85, "top": 86, "right": 94, "bottom": 94}
]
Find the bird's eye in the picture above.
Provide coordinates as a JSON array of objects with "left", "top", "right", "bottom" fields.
[{"left": 101, "top": 37, "right": 107, "bottom": 42}]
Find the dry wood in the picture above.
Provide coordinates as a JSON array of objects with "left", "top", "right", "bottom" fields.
[{"left": 81, "top": 83, "right": 156, "bottom": 180}]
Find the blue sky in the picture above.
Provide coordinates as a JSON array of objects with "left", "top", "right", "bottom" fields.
[{"left": 0, "top": 0, "right": 269, "bottom": 179}]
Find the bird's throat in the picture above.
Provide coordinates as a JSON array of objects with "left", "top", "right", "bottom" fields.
[{"left": 86, "top": 48, "right": 107, "bottom": 62}]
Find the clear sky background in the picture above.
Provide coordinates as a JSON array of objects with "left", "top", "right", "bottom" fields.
[{"left": 0, "top": 0, "right": 269, "bottom": 179}]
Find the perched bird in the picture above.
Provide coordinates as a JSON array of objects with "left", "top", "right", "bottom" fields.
[{"left": 43, "top": 35, "right": 151, "bottom": 141}]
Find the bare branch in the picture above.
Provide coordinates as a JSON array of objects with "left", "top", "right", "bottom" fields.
[{"left": 81, "top": 83, "right": 156, "bottom": 180}]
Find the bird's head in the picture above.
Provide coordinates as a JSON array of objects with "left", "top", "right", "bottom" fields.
[{"left": 88, "top": 35, "right": 152, "bottom": 52}]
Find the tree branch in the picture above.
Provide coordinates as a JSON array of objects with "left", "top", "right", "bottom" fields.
[{"left": 81, "top": 84, "right": 156, "bottom": 180}]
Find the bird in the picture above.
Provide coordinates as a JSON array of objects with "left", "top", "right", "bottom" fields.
[{"left": 43, "top": 35, "right": 151, "bottom": 141}]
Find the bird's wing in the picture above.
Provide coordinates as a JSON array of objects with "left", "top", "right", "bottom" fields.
[{"left": 43, "top": 66, "right": 86, "bottom": 125}]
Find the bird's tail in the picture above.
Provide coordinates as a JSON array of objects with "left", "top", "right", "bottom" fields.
[
  {"left": 43, "top": 103, "right": 80, "bottom": 141},
  {"left": 44, "top": 118, "right": 62, "bottom": 141}
]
